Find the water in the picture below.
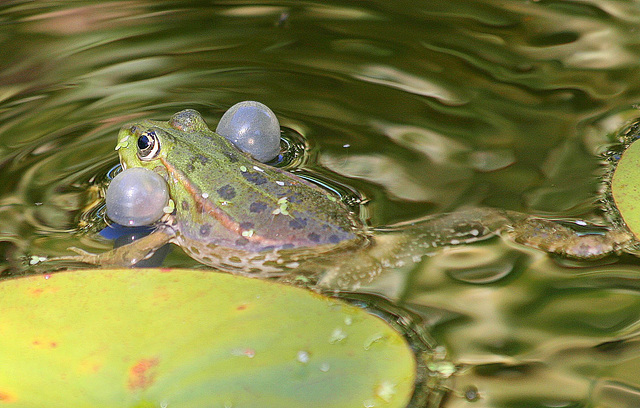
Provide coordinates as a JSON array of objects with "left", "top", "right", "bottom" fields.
[{"left": 2, "top": 0, "right": 640, "bottom": 406}]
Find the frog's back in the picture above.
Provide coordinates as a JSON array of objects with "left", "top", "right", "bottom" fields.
[{"left": 162, "top": 125, "right": 364, "bottom": 254}]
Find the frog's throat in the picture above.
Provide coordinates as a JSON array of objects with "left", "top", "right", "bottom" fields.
[{"left": 159, "top": 157, "right": 282, "bottom": 246}]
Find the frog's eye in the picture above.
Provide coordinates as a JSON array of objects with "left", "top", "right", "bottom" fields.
[{"left": 137, "top": 130, "right": 161, "bottom": 161}]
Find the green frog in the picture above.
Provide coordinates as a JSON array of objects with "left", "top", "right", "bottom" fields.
[
  {"left": 58, "top": 111, "right": 640, "bottom": 286},
  {"left": 64, "top": 109, "right": 369, "bottom": 279}
]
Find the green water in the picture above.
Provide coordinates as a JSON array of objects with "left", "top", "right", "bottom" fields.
[{"left": 2, "top": 1, "right": 640, "bottom": 406}]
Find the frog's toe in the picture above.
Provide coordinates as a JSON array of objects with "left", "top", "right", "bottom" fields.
[{"left": 42, "top": 247, "right": 103, "bottom": 266}]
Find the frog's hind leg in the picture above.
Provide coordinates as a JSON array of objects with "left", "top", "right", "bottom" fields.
[
  {"left": 315, "top": 207, "right": 637, "bottom": 289},
  {"left": 387, "top": 207, "right": 635, "bottom": 259},
  {"left": 317, "top": 208, "right": 517, "bottom": 289},
  {"left": 47, "top": 226, "right": 175, "bottom": 268},
  {"left": 508, "top": 217, "right": 634, "bottom": 259},
  {"left": 376, "top": 207, "right": 517, "bottom": 245}
]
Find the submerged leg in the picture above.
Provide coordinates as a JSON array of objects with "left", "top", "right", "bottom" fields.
[
  {"left": 375, "top": 207, "right": 517, "bottom": 245},
  {"left": 48, "top": 226, "right": 175, "bottom": 267},
  {"left": 385, "top": 207, "right": 635, "bottom": 260},
  {"left": 317, "top": 208, "right": 518, "bottom": 289},
  {"left": 317, "top": 208, "right": 636, "bottom": 289}
]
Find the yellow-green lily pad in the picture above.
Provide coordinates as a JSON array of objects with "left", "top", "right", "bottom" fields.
[
  {"left": 613, "top": 140, "right": 640, "bottom": 239},
  {"left": 0, "top": 269, "right": 416, "bottom": 407}
]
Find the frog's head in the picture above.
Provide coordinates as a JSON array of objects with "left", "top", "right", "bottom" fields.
[{"left": 116, "top": 109, "right": 210, "bottom": 172}]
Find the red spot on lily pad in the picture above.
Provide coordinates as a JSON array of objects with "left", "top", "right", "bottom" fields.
[
  {"left": 0, "top": 391, "right": 16, "bottom": 402},
  {"left": 127, "top": 358, "right": 159, "bottom": 390},
  {"left": 32, "top": 340, "right": 58, "bottom": 349},
  {"left": 28, "top": 286, "right": 59, "bottom": 297}
]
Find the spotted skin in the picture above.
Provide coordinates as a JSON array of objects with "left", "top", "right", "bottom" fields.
[{"left": 115, "top": 109, "right": 365, "bottom": 269}]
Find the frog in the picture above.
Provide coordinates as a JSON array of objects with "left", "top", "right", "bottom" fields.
[
  {"left": 61, "top": 109, "right": 370, "bottom": 279},
  {"left": 55, "top": 110, "right": 640, "bottom": 287}
]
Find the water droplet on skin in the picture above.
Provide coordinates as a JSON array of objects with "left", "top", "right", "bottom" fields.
[
  {"left": 363, "top": 399, "right": 376, "bottom": 407},
  {"left": 320, "top": 362, "right": 330, "bottom": 372},
  {"left": 344, "top": 316, "right": 353, "bottom": 325}
]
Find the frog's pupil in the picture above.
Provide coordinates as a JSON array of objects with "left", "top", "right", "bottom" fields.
[
  {"left": 136, "top": 130, "right": 161, "bottom": 161},
  {"left": 138, "top": 135, "right": 151, "bottom": 150}
]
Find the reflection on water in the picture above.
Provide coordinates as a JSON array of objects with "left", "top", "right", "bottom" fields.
[{"left": 3, "top": 0, "right": 640, "bottom": 406}]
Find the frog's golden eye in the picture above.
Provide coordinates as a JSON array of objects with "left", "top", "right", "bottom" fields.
[{"left": 137, "top": 130, "right": 161, "bottom": 161}]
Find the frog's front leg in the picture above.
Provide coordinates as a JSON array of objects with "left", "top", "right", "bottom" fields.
[
  {"left": 508, "top": 218, "right": 634, "bottom": 259},
  {"left": 50, "top": 226, "right": 175, "bottom": 267}
]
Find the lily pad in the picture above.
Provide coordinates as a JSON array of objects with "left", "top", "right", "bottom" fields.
[
  {"left": 0, "top": 269, "right": 416, "bottom": 407},
  {"left": 613, "top": 139, "right": 640, "bottom": 239}
]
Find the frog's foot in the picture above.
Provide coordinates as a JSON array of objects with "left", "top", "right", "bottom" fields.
[
  {"left": 47, "top": 227, "right": 175, "bottom": 267},
  {"left": 508, "top": 218, "right": 634, "bottom": 259}
]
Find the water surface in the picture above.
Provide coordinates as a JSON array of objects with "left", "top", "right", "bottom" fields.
[{"left": 2, "top": 1, "right": 640, "bottom": 406}]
